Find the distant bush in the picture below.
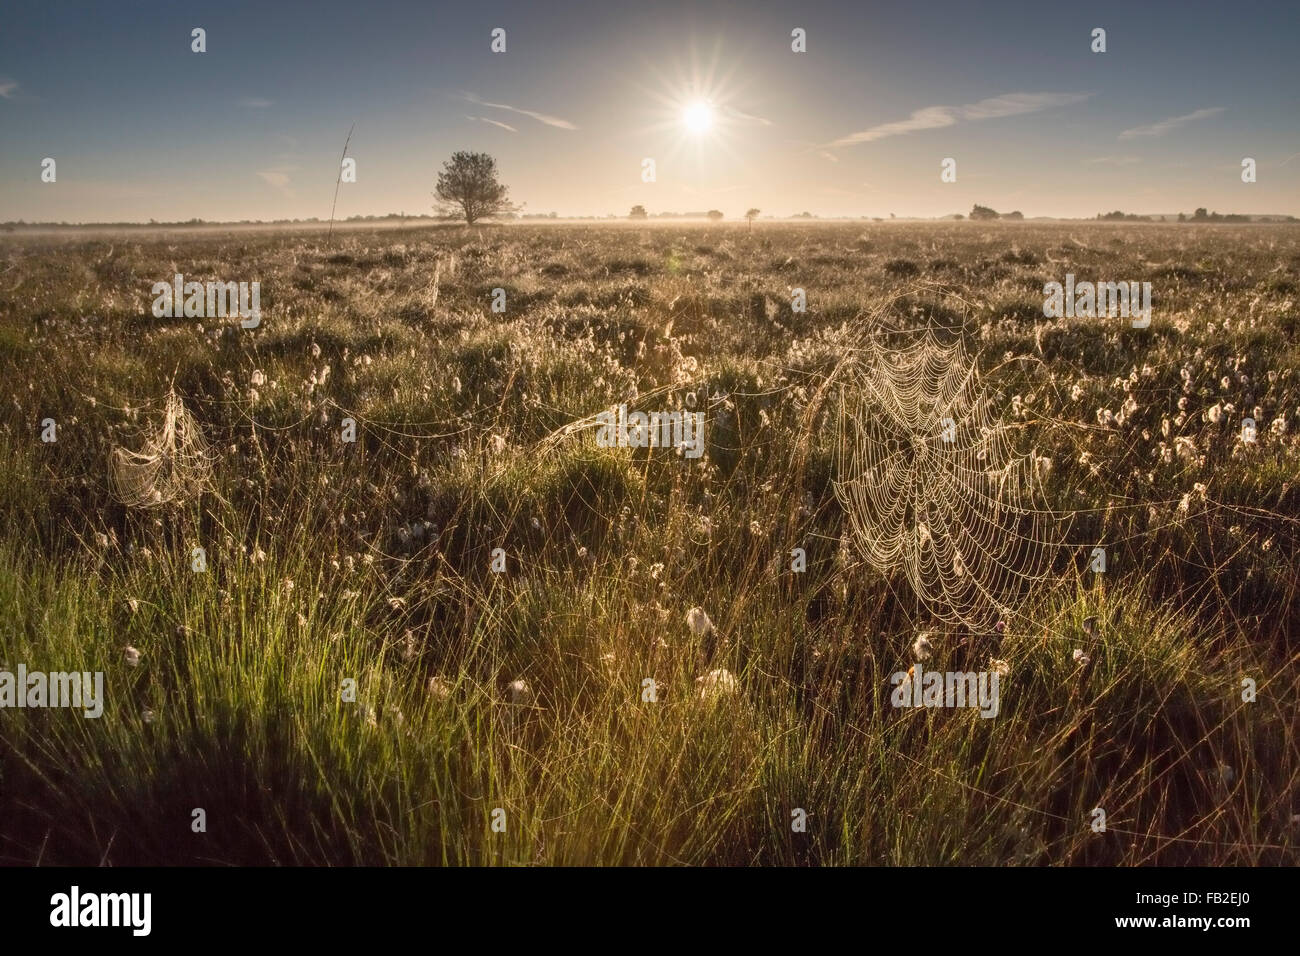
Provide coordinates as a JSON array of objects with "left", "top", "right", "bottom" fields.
[{"left": 884, "top": 257, "right": 921, "bottom": 276}]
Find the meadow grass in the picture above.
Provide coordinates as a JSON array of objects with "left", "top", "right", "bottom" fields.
[{"left": 1, "top": 222, "right": 1297, "bottom": 864}]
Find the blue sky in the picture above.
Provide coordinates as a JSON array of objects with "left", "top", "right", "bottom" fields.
[{"left": 1, "top": 0, "right": 1296, "bottom": 221}]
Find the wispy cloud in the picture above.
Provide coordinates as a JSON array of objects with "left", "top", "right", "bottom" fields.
[
  {"left": 1084, "top": 155, "right": 1143, "bottom": 166},
  {"left": 720, "top": 104, "right": 772, "bottom": 126},
  {"left": 826, "top": 91, "right": 1091, "bottom": 148},
  {"left": 1118, "top": 107, "right": 1224, "bottom": 140},
  {"left": 0, "top": 79, "right": 19, "bottom": 99},
  {"left": 257, "top": 165, "right": 298, "bottom": 195},
  {"left": 239, "top": 97, "right": 273, "bottom": 109},
  {"left": 463, "top": 92, "right": 576, "bottom": 130},
  {"left": 467, "top": 115, "right": 518, "bottom": 133},
  {"left": 817, "top": 151, "right": 839, "bottom": 163}
]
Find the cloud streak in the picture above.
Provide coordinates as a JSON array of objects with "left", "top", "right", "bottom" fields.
[
  {"left": 720, "top": 104, "right": 772, "bottom": 126},
  {"left": 1118, "top": 107, "right": 1224, "bottom": 139},
  {"left": 464, "top": 93, "right": 576, "bottom": 130},
  {"left": 467, "top": 115, "right": 518, "bottom": 133},
  {"left": 239, "top": 97, "right": 273, "bottom": 109},
  {"left": 0, "top": 80, "right": 19, "bottom": 99},
  {"left": 826, "top": 91, "right": 1091, "bottom": 148},
  {"left": 257, "top": 165, "right": 298, "bottom": 195}
]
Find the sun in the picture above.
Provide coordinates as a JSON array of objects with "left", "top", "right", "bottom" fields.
[
  {"left": 632, "top": 46, "right": 756, "bottom": 164},
  {"left": 682, "top": 99, "right": 714, "bottom": 134}
]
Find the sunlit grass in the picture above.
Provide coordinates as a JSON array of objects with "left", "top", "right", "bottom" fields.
[{"left": 0, "top": 222, "right": 1297, "bottom": 865}]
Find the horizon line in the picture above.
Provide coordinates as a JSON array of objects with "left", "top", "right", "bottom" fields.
[{"left": 5, "top": 210, "right": 1297, "bottom": 229}]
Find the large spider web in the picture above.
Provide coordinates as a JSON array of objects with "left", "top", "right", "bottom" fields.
[
  {"left": 110, "top": 389, "right": 214, "bottom": 509},
  {"left": 834, "top": 329, "right": 1061, "bottom": 626}
]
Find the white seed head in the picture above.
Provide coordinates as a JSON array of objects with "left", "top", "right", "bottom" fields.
[
  {"left": 686, "top": 606, "right": 714, "bottom": 638},
  {"left": 695, "top": 668, "right": 738, "bottom": 701},
  {"left": 506, "top": 679, "right": 532, "bottom": 706}
]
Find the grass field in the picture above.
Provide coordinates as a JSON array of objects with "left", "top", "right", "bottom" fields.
[{"left": 1, "top": 221, "right": 1297, "bottom": 865}]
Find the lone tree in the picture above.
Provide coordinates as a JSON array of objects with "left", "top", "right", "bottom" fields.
[
  {"left": 745, "top": 207, "right": 760, "bottom": 232},
  {"left": 629, "top": 204, "right": 648, "bottom": 219},
  {"left": 969, "top": 204, "right": 999, "bottom": 221},
  {"left": 707, "top": 209, "right": 724, "bottom": 221},
  {"left": 434, "top": 151, "right": 512, "bottom": 225}
]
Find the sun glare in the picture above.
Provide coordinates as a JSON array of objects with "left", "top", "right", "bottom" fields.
[
  {"left": 683, "top": 100, "right": 714, "bottom": 134},
  {"left": 634, "top": 47, "right": 751, "bottom": 164}
]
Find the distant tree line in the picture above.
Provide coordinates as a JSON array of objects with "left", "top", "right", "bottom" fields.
[
  {"left": 1092, "top": 208, "right": 1298, "bottom": 223},
  {"left": 626, "top": 207, "right": 763, "bottom": 220},
  {"left": 969, "top": 205, "right": 1023, "bottom": 221},
  {"left": 1096, "top": 210, "right": 1152, "bottom": 221},
  {"left": 1181, "top": 207, "right": 1252, "bottom": 223}
]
